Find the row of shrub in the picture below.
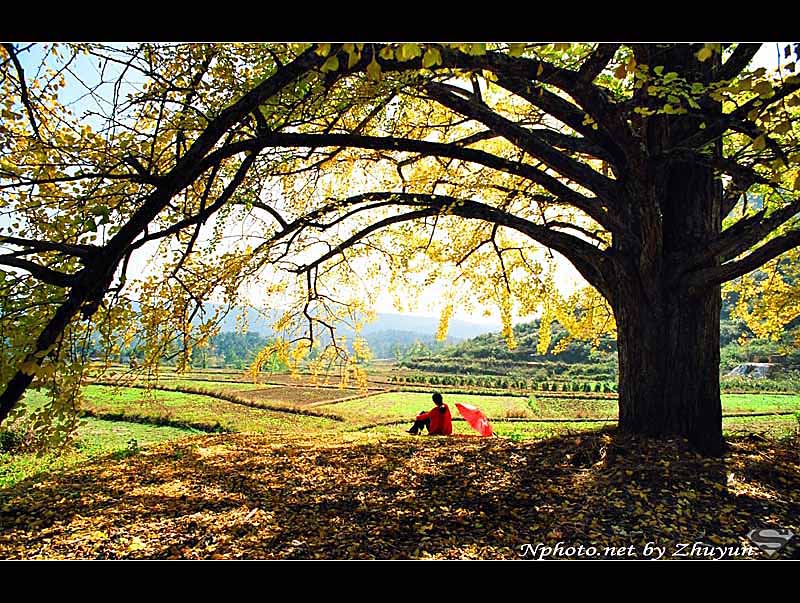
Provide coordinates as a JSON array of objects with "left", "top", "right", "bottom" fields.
[
  {"left": 537, "top": 381, "right": 617, "bottom": 393},
  {"left": 387, "top": 373, "right": 618, "bottom": 392},
  {"left": 391, "top": 372, "right": 800, "bottom": 394},
  {"left": 398, "top": 358, "right": 617, "bottom": 381},
  {"left": 719, "top": 375, "right": 800, "bottom": 393}
]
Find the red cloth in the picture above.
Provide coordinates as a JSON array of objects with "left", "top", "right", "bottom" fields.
[
  {"left": 455, "top": 403, "right": 493, "bottom": 437},
  {"left": 417, "top": 404, "right": 453, "bottom": 435}
]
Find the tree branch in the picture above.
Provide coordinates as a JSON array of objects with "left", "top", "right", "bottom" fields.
[
  {"left": 722, "top": 185, "right": 748, "bottom": 219},
  {"left": 493, "top": 73, "right": 627, "bottom": 165},
  {"left": 2, "top": 43, "right": 42, "bottom": 141},
  {"left": 104, "top": 45, "right": 326, "bottom": 259},
  {"left": 578, "top": 44, "right": 620, "bottom": 82},
  {"left": 0, "top": 255, "right": 78, "bottom": 287},
  {"left": 0, "top": 236, "right": 97, "bottom": 258},
  {"left": 424, "top": 81, "right": 618, "bottom": 203},
  {"left": 296, "top": 208, "right": 440, "bottom": 273},
  {"left": 658, "top": 149, "right": 771, "bottom": 183},
  {"left": 719, "top": 44, "right": 761, "bottom": 81},
  {"left": 288, "top": 191, "right": 616, "bottom": 298},
  {"left": 0, "top": 170, "right": 160, "bottom": 190},
  {"left": 707, "top": 197, "right": 800, "bottom": 263},
  {"left": 206, "top": 131, "right": 622, "bottom": 233},
  {"left": 681, "top": 76, "right": 800, "bottom": 151},
  {"left": 328, "top": 45, "right": 636, "bottom": 165},
  {"left": 684, "top": 229, "right": 800, "bottom": 289},
  {"left": 133, "top": 153, "right": 257, "bottom": 249},
  {"left": 249, "top": 200, "right": 288, "bottom": 229},
  {"left": 531, "top": 129, "right": 615, "bottom": 162}
]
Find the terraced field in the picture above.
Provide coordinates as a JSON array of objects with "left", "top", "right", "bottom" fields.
[{"left": 4, "top": 375, "right": 798, "bottom": 493}]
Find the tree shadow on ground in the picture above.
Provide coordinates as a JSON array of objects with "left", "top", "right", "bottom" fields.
[{"left": 0, "top": 429, "right": 797, "bottom": 559}]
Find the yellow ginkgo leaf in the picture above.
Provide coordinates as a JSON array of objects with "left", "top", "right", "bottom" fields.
[
  {"left": 508, "top": 43, "right": 526, "bottom": 57},
  {"left": 366, "top": 59, "right": 382, "bottom": 82},
  {"left": 321, "top": 56, "right": 339, "bottom": 73},
  {"left": 422, "top": 48, "right": 442, "bottom": 69},
  {"left": 696, "top": 47, "right": 713, "bottom": 62}
]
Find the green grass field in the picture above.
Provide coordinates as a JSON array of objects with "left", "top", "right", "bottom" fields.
[
  {"left": 720, "top": 393, "right": 800, "bottom": 413},
  {"left": 325, "top": 391, "right": 800, "bottom": 425},
  {"left": 3, "top": 382, "right": 797, "bottom": 491},
  {"left": 721, "top": 414, "right": 799, "bottom": 438},
  {"left": 0, "top": 418, "right": 197, "bottom": 489},
  {"left": 2, "top": 385, "right": 345, "bottom": 489},
  {"left": 329, "top": 392, "right": 533, "bottom": 425},
  {"left": 20, "top": 386, "right": 341, "bottom": 439}
]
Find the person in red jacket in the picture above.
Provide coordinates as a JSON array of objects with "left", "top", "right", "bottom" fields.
[{"left": 407, "top": 393, "right": 453, "bottom": 435}]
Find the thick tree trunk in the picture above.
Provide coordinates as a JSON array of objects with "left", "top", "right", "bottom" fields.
[
  {"left": 613, "top": 45, "right": 725, "bottom": 455},
  {"left": 615, "top": 281, "right": 723, "bottom": 456},
  {"left": 0, "top": 274, "right": 102, "bottom": 427}
]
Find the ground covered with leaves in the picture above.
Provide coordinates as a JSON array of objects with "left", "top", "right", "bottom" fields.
[{"left": 1, "top": 429, "right": 797, "bottom": 559}]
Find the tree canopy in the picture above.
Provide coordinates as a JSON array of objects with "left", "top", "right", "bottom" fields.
[{"left": 1, "top": 42, "right": 799, "bottom": 453}]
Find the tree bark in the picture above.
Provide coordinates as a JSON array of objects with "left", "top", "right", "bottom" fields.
[
  {"left": 615, "top": 280, "right": 724, "bottom": 456},
  {"left": 614, "top": 45, "right": 725, "bottom": 455}
]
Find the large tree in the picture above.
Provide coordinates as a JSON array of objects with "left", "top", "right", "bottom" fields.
[{"left": 1, "top": 42, "right": 799, "bottom": 455}]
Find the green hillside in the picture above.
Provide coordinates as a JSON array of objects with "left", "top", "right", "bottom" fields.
[{"left": 400, "top": 311, "right": 800, "bottom": 381}]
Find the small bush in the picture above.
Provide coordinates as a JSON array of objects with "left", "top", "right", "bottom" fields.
[
  {"left": 112, "top": 438, "right": 140, "bottom": 461},
  {"left": 0, "top": 425, "right": 27, "bottom": 453}
]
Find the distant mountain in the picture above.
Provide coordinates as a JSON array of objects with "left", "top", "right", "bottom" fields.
[
  {"left": 209, "top": 305, "right": 501, "bottom": 340},
  {"left": 359, "top": 329, "right": 462, "bottom": 359},
  {"left": 359, "top": 313, "right": 501, "bottom": 340},
  {"left": 212, "top": 305, "right": 276, "bottom": 334}
]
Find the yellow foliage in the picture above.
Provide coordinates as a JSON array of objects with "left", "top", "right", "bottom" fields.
[{"left": 436, "top": 304, "right": 453, "bottom": 342}]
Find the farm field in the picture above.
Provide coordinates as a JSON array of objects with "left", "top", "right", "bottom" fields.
[
  {"left": 23, "top": 387, "right": 344, "bottom": 434},
  {"left": 18, "top": 380, "right": 800, "bottom": 431},
  {"left": 1, "top": 418, "right": 198, "bottom": 489},
  {"left": 2, "top": 367, "right": 799, "bottom": 560},
  {"left": 1, "top": 386, "right": 345, "bottom": 489},
  {"left": 11, "top": 380, "right": 800, "bottom": 440},
  {"left": 94, "top": 379, "right": 270, "bottom": 393}
]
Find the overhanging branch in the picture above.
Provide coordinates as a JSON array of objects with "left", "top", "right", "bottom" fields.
[
  {"left": 683, "top": 229, "right": 800, "bottom": 289},
  {"left": 719, "top": 44, "right": 761, "bottom": 81},
  {"left": 2, "top": 43, "right": 42, "bottom": 141},
  {"left": 204, "top": 131, "right": 622, "bottom": 233},
  {"left": 133, "top": 153, "right": 257, "bottom": 249},
  {"left": 0, "top": 256, "right": 78, "bottom": 288},
  {"left": 578, "top": 44, "right": 621, "bottom": 82},
  {"left": 0, "top": 236, "right": 97, "bottom": 258},
  {"left": 286, "top": 191, "right": 616, "bottom": 299},
  {"left": 493, "top": 73, "right": 628, "bottom": 166},
  {"left": 705, "top": 196, "right": 800, "bottom": 264},
  {"left": 424, "top": 81, "right": 618, "bottom": 203}
]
